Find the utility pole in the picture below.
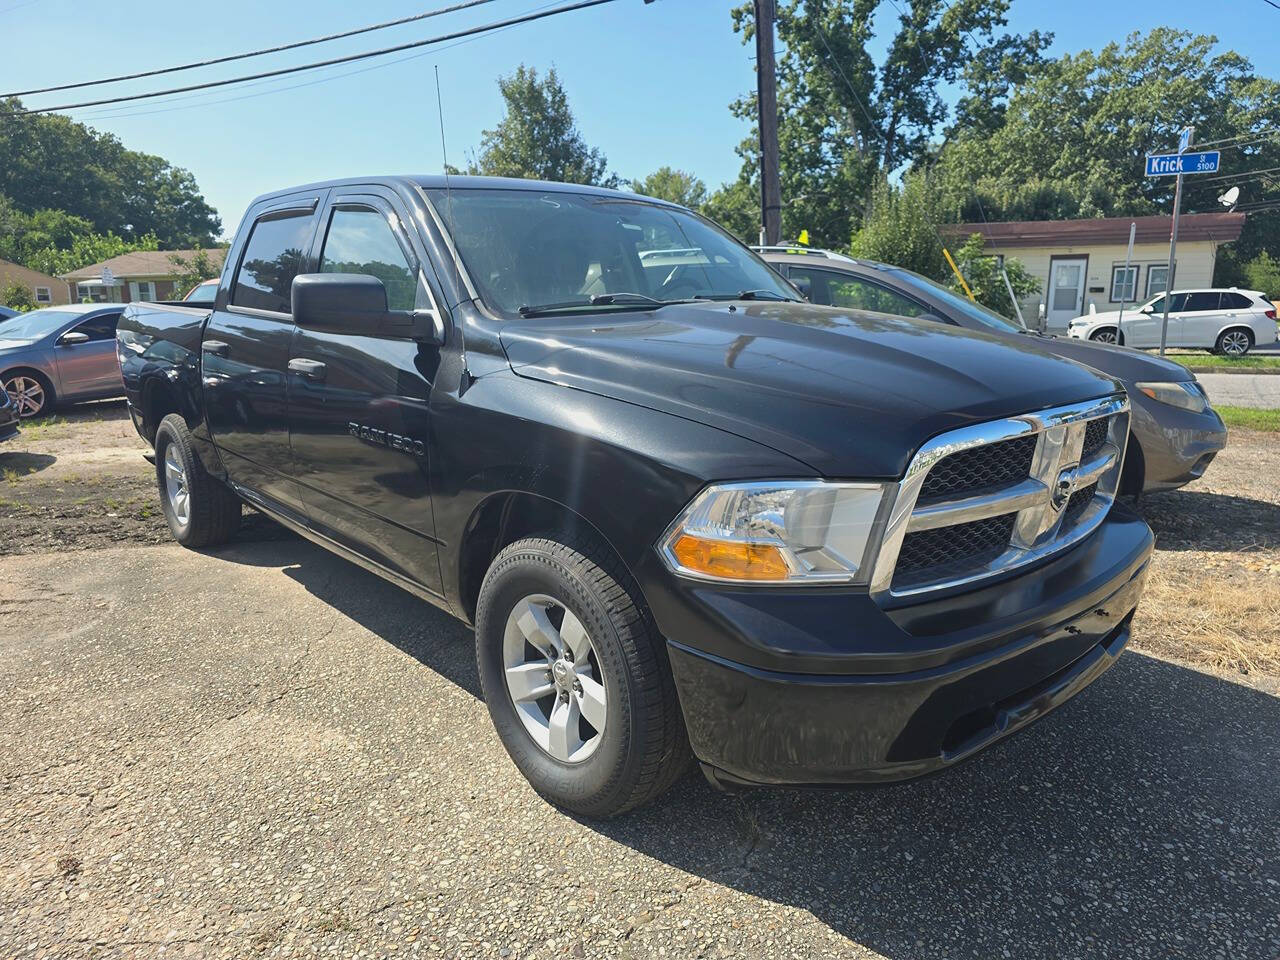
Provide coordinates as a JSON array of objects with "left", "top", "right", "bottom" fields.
[
  {"left": 754, "top": 0, "right": 781, "bottom": 245},
  {"left": 1159, "top": 126, "right": 1193, "bottom": 357}
]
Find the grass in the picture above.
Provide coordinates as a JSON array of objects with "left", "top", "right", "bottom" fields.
[
  {"left": 1217, "top": 406, "right": 1280, "bottom": 432},
  {"left": 1166, "top": 353, "right": 1280, "bottom": 371}
]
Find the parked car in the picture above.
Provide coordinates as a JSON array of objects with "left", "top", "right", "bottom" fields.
[
  {"left": 1067, "top": 288, "right": 1277, "bottom": 355},
  {"left": 0, "top": 385, "right": 19, "bottom": 441},
  {"left": 757, "top": 248, "right": 1227, "bottom": 494},
  {"left": 183, "top": 279, "right": 219, "bottom": 304},
  {"left": 119, "top": 176, "right": 1153, "bottom": 816},
  {"left": 0, "top": 304, "right": 125, "bottom": 418}
]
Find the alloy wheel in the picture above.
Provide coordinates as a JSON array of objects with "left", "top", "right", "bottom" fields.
[
  {"left": 163, "top": 445, "right": 190, "bottom": 528},
  {"left": 502, "top": 593, "right": 607, "bottom": 763},
  {"left": 1092, "top": 330, "right": 1118, "bottom": 344},
  {"left": 4, "top": 376, "right": 45, "bottom": 418},
  {"left": 1221, "top": 331, "right": 1251, "bottom": 356}
]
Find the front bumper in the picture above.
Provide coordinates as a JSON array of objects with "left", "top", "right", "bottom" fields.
[
  {"left": 1129, "top": 392, "right": 1227, "bottom": 493},
  {"left": 647, "top": 504, "right": 1153, "bottom": 786}
]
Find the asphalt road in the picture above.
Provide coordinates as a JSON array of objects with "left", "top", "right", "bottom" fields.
[
  {"left": 1197, "top": 373, "right": 1280, "bottom": 410},
  {"left": 2, "top": 535, "right": 1277, "bottom": 958}
]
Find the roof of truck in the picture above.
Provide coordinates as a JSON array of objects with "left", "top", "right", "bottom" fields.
[{"left": 247, "top": 175, "right": 680, "bottom": 209}]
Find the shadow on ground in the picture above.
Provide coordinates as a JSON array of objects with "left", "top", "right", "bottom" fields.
[
  {"left": 0, "top": 451, "right": 55, "bottom": 476},
  {"left": 1140, "top": 489, "right": 1280, "bottom": 551},
  {"left": 205, "top": 534, "right": 1280, "bottom": 958}
]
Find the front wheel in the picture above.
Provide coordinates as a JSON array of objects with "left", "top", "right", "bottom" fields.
[
  {"left": 475, "top": 534, "right": 690, "bottom": 817},
  {"left": 2, "top": 371, "right": 54, "bottom": 418},
  {"left": 1089, "top": 327, "right": 1120, "bottom": 345},
  {"left": 154, "top": 413, "right": 241, "bottom": 547},
  {"left": 1216, "top": 328, "right": 1253, "bottom": 357}
]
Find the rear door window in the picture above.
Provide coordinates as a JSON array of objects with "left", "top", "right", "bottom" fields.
[
  {"left": 1183, "top": 292, "right": 1221, "bottom": 312},
  {"left": 231, "top": 212, "right": 314, "bottom": 313}
]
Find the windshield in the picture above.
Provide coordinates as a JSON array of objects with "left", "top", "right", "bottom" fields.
[
  {"left": 0, "top": 309, "right": 80, "bottom": 341},
  {"left": 425, "top": 188, "right": 797, "bottom": 316},
  {"left": 185, "top": 281, "right": 218, "bottom": 303},
  {"left": 887, "top": 267, "right": 1024, "bottom": 333}
]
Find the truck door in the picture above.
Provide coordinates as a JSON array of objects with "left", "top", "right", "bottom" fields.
[
  {"left": 203, "top": 193, "right": 324, "bottom": 518},
  {"left": 286, "top": 189, "right": 444, "bottom": 597}
]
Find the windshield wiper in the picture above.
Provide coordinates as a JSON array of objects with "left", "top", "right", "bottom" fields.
[
  {"left": 517, "top": 293, "right": 676, "bottom": 317},
  {"left": 694, "top": 289, "right": 796, "bottom": 303},
  {"left": 589, "top": 292, "right": 665, "bottom": 306}
]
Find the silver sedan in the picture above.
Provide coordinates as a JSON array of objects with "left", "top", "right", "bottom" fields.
[{"left": 0, "top": 304, "right": 126, "bottom": 418}]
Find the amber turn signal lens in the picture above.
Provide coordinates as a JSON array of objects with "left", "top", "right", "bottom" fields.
[{"left": 670, "top": 533, "right": 790, "bottom": 581}]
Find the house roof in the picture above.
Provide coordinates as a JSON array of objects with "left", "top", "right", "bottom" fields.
[
  {"left": 938, "top": 213, "right": 1246, "bottom": 249},
  {"left": 0, "top": 257, "right": 63, "bottom": 286},
  {"left": 62, "top": 248, "right": 226, "bottom": 282}
]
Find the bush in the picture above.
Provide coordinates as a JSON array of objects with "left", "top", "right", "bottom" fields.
[
  {"left": 1242, "top": 252, "right": 1280, "bottom": 300},
  {"left": 949, "top": 234, "right": 1041, "bottom": 321},
  {"left": 1, "top": 279, "right": 35, "bottom": 312}
]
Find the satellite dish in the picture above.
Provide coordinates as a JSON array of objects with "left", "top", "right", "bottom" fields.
[{"left": 1218, "top": 186, "right": 1240, "bottom": 210}]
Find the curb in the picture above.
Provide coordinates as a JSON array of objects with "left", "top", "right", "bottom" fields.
[{"left": 1181, "top": 366, "right": 1280, "bottom": 376}]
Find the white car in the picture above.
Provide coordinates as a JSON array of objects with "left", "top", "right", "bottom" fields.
[{"left": 1067, "top": 288, "right": 1277, "bottom": 355}]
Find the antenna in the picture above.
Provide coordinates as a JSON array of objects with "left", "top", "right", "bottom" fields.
[
  {"left": 435, "top": 65, "right": 462, "bottom": 294},
  {"left": 1218, "top": 185, "right": 1241, "bottom": 211}
]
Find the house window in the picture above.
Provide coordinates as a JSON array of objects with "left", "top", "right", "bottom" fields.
[
  {"left": 34, "top": 287, "right": 51, "bottom": 303},
  {"left": 1146, "top": 264, "right": 1170, "bottom": 298},
  {"left": 129, "top": 280, "right": 156, "bottom": 302},
  {"left": 1110, "top": 266, "right": 1138, "bottom": 302}
]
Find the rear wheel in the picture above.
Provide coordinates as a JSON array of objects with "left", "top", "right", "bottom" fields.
[
  {"left": 154, "top": 413, "right": 241, "bottom": 547},
  {"left": 1089, "top": 327, "right": 1120, "bottom": 345},
  {"left": 2, "top": 371, "right": 54, "bottom": 418},
  {"left": 475, "top": 533, "right": 690, "bottom": 817},
  {"left": 1215, "top": 328, "right": 1253, "bottom": 357}
]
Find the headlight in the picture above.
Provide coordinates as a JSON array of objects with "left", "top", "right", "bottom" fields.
[
  {"left": 1134, "top": 380, "right": 1209, "bottom": 414},
  {"left": 659, "top": 480, "right": 888, "bottom": 584}
]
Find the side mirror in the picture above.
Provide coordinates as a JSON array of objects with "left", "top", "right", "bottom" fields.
[
  {"left": 791, "top": 277, "right": 812, "bottom": 301},
  {"left": 291, "top": 273, "right": 441, "bottom": 344},
  {"left": 58, "top": 330, "right": 90, "bottom": 346}
]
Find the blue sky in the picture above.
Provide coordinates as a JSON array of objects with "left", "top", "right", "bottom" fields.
[{"left": 6, "top": 0, "right": 1277, "bottom": 238}]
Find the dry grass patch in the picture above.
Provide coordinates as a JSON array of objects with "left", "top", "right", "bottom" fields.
[{"left": 1134, "top": 554, "right": 1280, "bottom": 676}]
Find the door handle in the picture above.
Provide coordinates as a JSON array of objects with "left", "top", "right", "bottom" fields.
[
  {"left": 202, "top": 340, "right": 230, "bottom": 358},
  {"left": 288, "top": 358, "right": 327, "bottom": 381}
]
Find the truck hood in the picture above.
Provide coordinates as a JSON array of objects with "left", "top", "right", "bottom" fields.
[{"left": 499, "top": 301, "right": 1122, "bottom": 477}]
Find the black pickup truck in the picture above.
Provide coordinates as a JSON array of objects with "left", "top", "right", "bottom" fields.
[{"left": 118, "top": 176, "right": 1153, "bottom": 816}]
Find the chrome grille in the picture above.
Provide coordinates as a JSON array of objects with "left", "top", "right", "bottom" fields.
[{"left": 872, "top": 395, "right": 1130, "bottom": 598}]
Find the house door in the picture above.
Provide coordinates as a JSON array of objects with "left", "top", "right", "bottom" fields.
[{"left": 1046, "top": 258, "right": 1087, "bottom": 332}]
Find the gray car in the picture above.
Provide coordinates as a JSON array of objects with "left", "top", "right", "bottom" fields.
[
  {"left": 758, "top": 248, "right": 1227, "bottom": 494},
  {"left": 0, "top": 304, "right": 126, "bottom": 418}
]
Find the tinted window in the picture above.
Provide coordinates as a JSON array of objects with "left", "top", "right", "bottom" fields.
[
  {"left": 1222, "top": 292, "right": 1252, "bottom": 309},
  {"left": 232, "top": 212, "right": 312, "bottom": 313},
  {"left": 1149, "top": 293, "right": 1188, "bottom": 313},
  {"left": 1184, "top": 292, "right": 1221, "bottom": 312},
  {"left": 790, "top": 267, "right": 926, "bottom": 317},
  {"left": 185, "top": 282, "right": 218, "bottom": 304},
  {"left": 319, "top": 207, "right": 416, "bottom": 311},
  {"left": 71, "top": 311, "right": 121, "bottom": 342}
]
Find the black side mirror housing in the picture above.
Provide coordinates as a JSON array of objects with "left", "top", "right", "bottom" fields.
[{"left": 291, "top": 273, "right": 441, "bottom": 343}]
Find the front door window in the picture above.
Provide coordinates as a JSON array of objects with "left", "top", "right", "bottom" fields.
[{"left": 1046, "top": 259, "right": 1086, "bottom": 332}]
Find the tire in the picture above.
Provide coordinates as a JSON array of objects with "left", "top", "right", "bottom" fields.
[
  {"left": 2, "top": 369, "right": 55, "bottom": 418},
  {"left": 475, "top": 533, "right": 690, "bottom": 817},
  {"left": 1215, "top": 327, "right": 1253, "bottom": 357},
  {"left": 1089, "top": 327, "right": 1121, "bottom": 345},
  {"left": 154, "top": 413, "right": 241, "bottom": 547}
]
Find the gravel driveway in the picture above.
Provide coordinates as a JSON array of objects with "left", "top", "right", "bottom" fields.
[{"left": 1, "top": 407, "right": 1277, "bottom": 959}]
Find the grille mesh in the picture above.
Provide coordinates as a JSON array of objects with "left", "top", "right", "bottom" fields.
[
  {"left": 894, "top": 513, "right": 1016, "bottom": 586},
  {"left": 920, "top": 434, "right": 1037, "bottom": 500},
  {"left": 1062, "top": 481, "right": 1097, "bottom": 528},
  {"left": 1081, "top": 417, "right": 1110, "bottom": 461}
]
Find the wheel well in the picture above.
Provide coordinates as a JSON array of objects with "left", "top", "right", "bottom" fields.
[
  {"left": 1119, "top": 435, "right": 1145, "bottom": 497},
  {"left": 1, "top": 366, "right": 55, "bottom": 401},
  {"left": 1090, "top": 326, "right": 1122, "bottom": 344},
  {"left": 1218, "top": 325, "right": 1255, "bottom": 344},
  {"left": 456, "top": 492, "right": 625, "bottom": 625},
  {"left": 139, "top": 382, "right": 181, "bottom": 444}
]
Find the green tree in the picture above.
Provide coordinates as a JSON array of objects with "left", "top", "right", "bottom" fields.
[
  {"left": 949, "top": 233, "right": 1040, "bottom": 319},
  {"left": 850, "top": 173, "right": 946, "bottom": 279},
  {"left": 165, "top": 250, "right": 219, "bottom": 298},
  {"left": 1, "top": 279, "right": 35, "bottom": 312},
  {"left": 1241, "top": 251, "right": 1280, "bottom": 299},
  {"left": 0, "top": 99, "right": 220, "bottom": 247},
  {"left": 726, "top": 0, "right": 1049, "bottom": 247},
  {"left": 631, "top": 167, "right": 708, "bottom": 209},
  {"left": 702, "top": 176, "right": 761, "bottom": 242},
  {"left": 27, "top": 231, "right": 159, "bottom": 278},
  {"left": 470, "top": 66, "right": 618, "bottom": 187},
  {"left": 0, "top": 195, "right": 98, "bottom": 268}
]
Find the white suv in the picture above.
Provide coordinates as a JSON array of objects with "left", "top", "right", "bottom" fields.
[{"left": 1068, "top": 289, "right": 1277, "bottom": 355}]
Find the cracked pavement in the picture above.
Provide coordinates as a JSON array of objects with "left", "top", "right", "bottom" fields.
[{"left": 1, "top": 533, "right": 1278, "bottom": 959}]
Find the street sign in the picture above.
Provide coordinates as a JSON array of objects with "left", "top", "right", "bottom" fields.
[
  {"left": 101, "top": 266, "right": 115, "bottom": 285},
  {"left": 1145, "top": 151, "right": 1220, "bottom": 177},
  {"left": 1178, "top": 127, "right": 1192, "bottom": 154}
]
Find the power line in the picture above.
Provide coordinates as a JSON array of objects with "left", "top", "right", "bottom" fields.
[
  {"left": 3, "top": 0, "right": 503, "bottom": 99},
  {"left": 1261, "top": 0, "right": 1280, "bottom": 10},
  {"left": 13, "top": 0, "right": 620, "bottom": 116}
]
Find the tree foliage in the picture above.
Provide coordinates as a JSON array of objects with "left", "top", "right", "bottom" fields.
[
  {"left": 631, "top": 167, "right": 708, "bottom": 209},
  {"left": 1, "top": 279, "right": 35, "bottom": 312},
  {"left": 1241, "top": 251, "right": 1280, "bottom": 299},
  {"left": 850, "top": 173, "right": 945, "bottom": 279},
  {"left": 165, "top": 250, "right": 220, "bottom": 298},
  {"left": 470, "top": 66, "right": 618, "bottom": 187},
  {"left": 949, "top": 233, "right": 1040, "bottom": 319},
  {"left": 26, "top": 231, "right": 159, "bottom": 278},
  {"left": 0, "top": 99, "right": 220, "bottom": 248},
  {"left": 725, "top": 0, "right": 1049, "bottom": 247}
]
